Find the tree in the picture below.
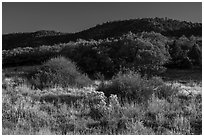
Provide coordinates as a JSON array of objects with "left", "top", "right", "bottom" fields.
[
  {"left": 106, "top": 32, "right": 170, "bottom": 76},
  {"left": 188, "top": 44, "right": 202, "bottom": 67}
]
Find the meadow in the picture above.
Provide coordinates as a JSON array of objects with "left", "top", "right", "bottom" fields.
[{"left": 2, "top": 57, "right": 202, "bottom": 135}]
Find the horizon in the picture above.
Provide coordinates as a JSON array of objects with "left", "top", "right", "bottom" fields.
[{"left": 2, "top": 2, "right": 202, "bottom": 34}]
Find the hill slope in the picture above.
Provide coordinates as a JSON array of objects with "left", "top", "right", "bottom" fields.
[{"left": 3, "top": 17, "right": 202, "bottom": 50}]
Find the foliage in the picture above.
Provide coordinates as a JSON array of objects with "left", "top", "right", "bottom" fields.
[
  {"left": 167, "top": 37, "right": 201, "bottom": 69},
  {"left": 97, "top": 70, "right": 176, "bottom": 103},
  {"left": 96, "top": 32, "right": 170, "bottom": 76},
  {"left": 2, "top": 44, "right": 66, "bottom": 67},
  {"left": 26, "top": 56, "right": 91, "bottom": 89},
  {"left": 188, "top": 44, "right": 202, "bottom": 66},
  {"left": 2, "top": 32, "right": 201, "bottom": 77}
]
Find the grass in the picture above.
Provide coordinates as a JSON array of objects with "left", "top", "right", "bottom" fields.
[{"left": 2, "top": 69, "right": 202, "bottom": 135}]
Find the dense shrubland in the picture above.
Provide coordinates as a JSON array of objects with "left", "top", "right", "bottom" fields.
[{"left": 3, "top": 32, "right": 202, "bottom": 78}]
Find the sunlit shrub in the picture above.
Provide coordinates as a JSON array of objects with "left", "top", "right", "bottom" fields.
[
  {"left": 97, "top": 70, "right": 155, "bottom": 103},
  {"left": 27, "top": 56, "right": 91, "bottom": 89}
]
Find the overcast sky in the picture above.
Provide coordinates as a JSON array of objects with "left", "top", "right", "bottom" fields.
[{"left": 2, "top": 2, "right": 202, "bottom": 34}]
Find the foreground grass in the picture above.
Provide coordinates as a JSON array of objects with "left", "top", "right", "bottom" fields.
[{"left": 2, "top": 75, "right": 202, "bottom": 135}]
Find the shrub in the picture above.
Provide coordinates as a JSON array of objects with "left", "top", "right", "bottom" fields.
[
  {"left": 154, "top": 84, "right": 178, "bottom": 100},
  {"left": 188, "top": 44, "right": 202, "bottom": 67},
  {"left": 27, "top": 56, "right": 91, "bottom": 89},
  {"left": 97, "top": 70, "right": 178, "bottom": 104},
  {"left": 97, "top": 70, "right": 157, "bottom": 103}
]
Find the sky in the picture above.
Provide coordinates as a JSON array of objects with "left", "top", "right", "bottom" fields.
[{"left": 2, "top": 2, "right": 202, "bottom": 34}]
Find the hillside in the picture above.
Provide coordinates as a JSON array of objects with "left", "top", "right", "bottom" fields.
[
  {"left": 77, "top": 17, "right": 201, "bottom": 39},
  {"left": 2, "top": 30, "right": 72, "bottom": 50},
  {"left": 2, "top": 17, "right": 202, "bottom": 50}
]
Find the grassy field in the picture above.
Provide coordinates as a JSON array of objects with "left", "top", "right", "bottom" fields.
[{"left": 2, "top": 66, "right": 202, "bottom": 135}]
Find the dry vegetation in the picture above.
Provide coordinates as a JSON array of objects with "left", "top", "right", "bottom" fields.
[{"left": 2, "top": 57, "right": 202, "bottom": 135}]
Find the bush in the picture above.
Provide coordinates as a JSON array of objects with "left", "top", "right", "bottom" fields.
[
  {"left": 97, "top": 70, "right": 178, "bottom": 104},
  {"left": 27, "top": 56, "right": 91, "bottom": 89},
  {"left": 188, "top": 44, "right": 202, "bottom": 67},
  {"left": 97, "top": 70, "right": 158, "bottom": 103}
]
